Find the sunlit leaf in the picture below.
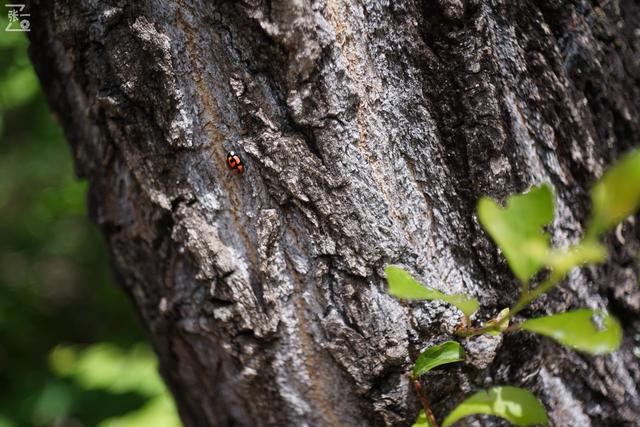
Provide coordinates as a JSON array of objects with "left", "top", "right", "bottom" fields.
[
  {"left": 49, "top": 343, "right": 166, "bottom": 396},
  {"left": 587, "top": 149, "right": 640, "bottom": 237},
  {"left": 477, "top": 185, "right": 554, "bottom": 282},
  {"left": 49, "top": 345, "right": 77, "bottom": 376},
  {"left": 0, "top": 66, "right": 39, "bottom": 109},
  {"left": 386, "top": 266, "right": 479, "bottom": 317},
  {"left": 545, "top": 241, "right": 607, "bottom": 275},
  {"left": 442, "top": 386, "right": 549, "bottom": 427},
  {"left": 521, "top": 309, "right": 622, "bottom": 355},
  {"left": 98, "top": 394, "right": 181, "bottom": 427},
  {"left": 484, "top": 307, "right": 510, "bottom": 336},
  {"left": 0, "top": 25, "right": 39, "bottom": 110},
  {"left": 439, "top": 294, "right": 480, "bottom": 319},
  {"left": 412, "top": 410, "right": 435, "bottom": 427},
  {"left": 413, "top": 341, "right": 465, "bottom": 378}
]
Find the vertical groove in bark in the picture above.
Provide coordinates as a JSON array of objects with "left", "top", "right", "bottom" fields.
[{"left": 28, "top": 0, "right": 640, "bottom": 425}]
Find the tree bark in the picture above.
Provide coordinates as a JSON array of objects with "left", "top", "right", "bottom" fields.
[{"left": 28, "top": 0, "right": 640, "bottom": 425}]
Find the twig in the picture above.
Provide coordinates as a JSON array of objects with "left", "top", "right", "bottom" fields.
[
  {"left": 413, "top": 379, "right": 439, "bottom": 427},
  {"left": 455, "top": 271, "right": 564, "bottom": 337}
]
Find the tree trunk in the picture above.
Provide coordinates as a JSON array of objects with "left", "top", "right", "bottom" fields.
[{"left": 28, "top": 0, "right": 640, "bottom": 425}]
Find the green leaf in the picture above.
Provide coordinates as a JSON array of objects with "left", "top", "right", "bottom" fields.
[
  {"left": 412, "top": 410, "right": 435, "bottom": 427},
  {"left": 588, "top": 149, "right": 640, "bottom": 237},
  {"left": 545, "top": 241, "right": 607, "bottom": 275},
  {"left": 521, "top": 309, "right": 622, "bottom": 355},
  {"left": 484, "top": 307, "right": 511, "bottom": 336},
  {"left": 0, "top": 65, "right": 39, "bottom": 109},
  {"left": 439, "top": 294, "right": 480, "bottom": 318},
  {"left": 97, "top": 394, "right": 181, "bottom": 427},
  {"left": 49, "top": 342, "right": 167, "bottom": 396},
  {"left": 477, "top": 185, "right": 554, "bottom": 282},
  {"left": 386, "top": 266, "right": 479, "bottom": 317},
  {"left": 442, "top": 386, "right": 549, "bottom": 427},
  {"left": 412, "top": 341, "right": 465, "bottom": 378}
]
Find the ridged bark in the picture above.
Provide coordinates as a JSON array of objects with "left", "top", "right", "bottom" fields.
[{"left": 28, "top": 0, "right": 640, "bottom": 425}]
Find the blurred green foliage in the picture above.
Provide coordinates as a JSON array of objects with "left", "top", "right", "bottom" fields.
[
  {"left": 0, "top": 17, "right": 180, "bottom": 427},
  {"left": 49, "top": 344, "right": 181, "bottom": 427}
]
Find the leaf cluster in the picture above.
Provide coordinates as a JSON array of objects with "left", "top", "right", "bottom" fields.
[{"left": 387, "top": 149, "right": 640, "bottom": 426}]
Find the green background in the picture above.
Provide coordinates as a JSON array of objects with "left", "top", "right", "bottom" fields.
[{"left": 0, "top": 16, "right": 180, "bottom": 427}]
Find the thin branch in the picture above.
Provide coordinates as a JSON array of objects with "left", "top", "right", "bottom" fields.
[{"left": 413, "top": 379, "right": 439, "bottom": 427}]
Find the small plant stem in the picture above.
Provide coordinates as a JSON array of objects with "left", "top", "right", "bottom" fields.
[
  {"left": 503, "top": 322, "right": 522, "bottom": 333},
  {"left": 509, "top": 271, "right": 563, "bottom": 318},
  {"left": 455, "top": 271, "right": 564, "bottom": 337},
  {"left": 463, "top": 314, "right": 470, "bottom": 328},
  {"left": 454, "top": 324, "right": 495, "bottom": 337},
  {"left": 413, "top": 379, "right": 439, "bottom": 427}
]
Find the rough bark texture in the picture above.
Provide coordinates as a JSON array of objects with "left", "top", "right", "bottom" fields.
[{"left": 28, "top": 0, "right": 640, "bottom": 425}]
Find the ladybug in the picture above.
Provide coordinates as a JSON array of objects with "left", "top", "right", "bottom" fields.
[{"left": 226, "top": 151, "right": 246, "bottom": 174}]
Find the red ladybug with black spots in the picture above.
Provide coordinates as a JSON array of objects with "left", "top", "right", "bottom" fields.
[{"left": 226, "top": 151, "right": 245, "bottom": 174}]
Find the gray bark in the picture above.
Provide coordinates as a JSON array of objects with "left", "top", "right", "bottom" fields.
[{"left": 28, "top": 0, "right": 640, "bottom": 425}]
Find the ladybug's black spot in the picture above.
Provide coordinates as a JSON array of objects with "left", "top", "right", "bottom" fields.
[{"left": 226, "top": 151, "right": 245, "bottom": 175}]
